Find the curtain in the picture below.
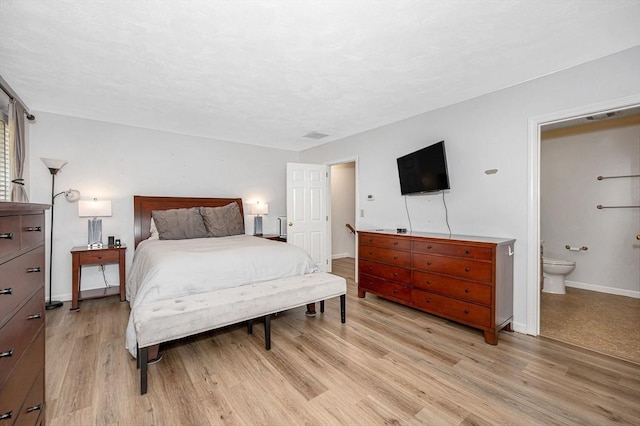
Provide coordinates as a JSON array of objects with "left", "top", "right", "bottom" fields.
[{"left": 9, "top": 99, "right": 29, "bottom": 202}]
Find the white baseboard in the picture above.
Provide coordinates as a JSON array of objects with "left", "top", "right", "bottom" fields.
[
  {"left": 331, "top": 253, "right": 351, "bottom": 259},
  {"left": 566, "top": 280, "right": 640, "bottom": 299}
]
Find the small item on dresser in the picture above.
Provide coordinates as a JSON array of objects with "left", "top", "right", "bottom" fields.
[
  {"left": 108, "top": 236, "right": 115, "bottom": 246},
  {"left": 115, "top": 239, "right": 121, "bottom": 246},
  {"left": 396, "top": 228, "right": 407, "bottom": 234}
]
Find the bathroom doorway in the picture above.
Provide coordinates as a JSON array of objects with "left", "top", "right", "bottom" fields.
[{"left": 538, "top": 106, "right": 640, "bottom": 363}]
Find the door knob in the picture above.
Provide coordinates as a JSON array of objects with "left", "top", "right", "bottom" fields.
[{"left": 288, "top": 222, "right": 293, "bottom": 226}]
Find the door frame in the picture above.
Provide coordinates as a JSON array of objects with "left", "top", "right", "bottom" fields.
[
  {"left": 526, "top": 94, "right": 640, "bottom": 335},
  {"left": 325, "top": 156, "right": 359, "bottom": 277}
]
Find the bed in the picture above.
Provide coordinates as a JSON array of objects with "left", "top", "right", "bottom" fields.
[{"left": 126, "top": 195, "right": 321, "bottom": 358}]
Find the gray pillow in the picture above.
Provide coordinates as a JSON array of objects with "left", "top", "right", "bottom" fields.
[
  {"left": 151, "top": 207, "right": 208, "bottom": 240},
  {"left": 200, "top": 203, "right": 245, "bottom": 237}
]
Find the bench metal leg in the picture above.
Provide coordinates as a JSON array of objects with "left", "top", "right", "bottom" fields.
[
  {"left": 320, "top": 300, "right": 325, "bottom": 313},
  {"left": 247, "top": 319, "right": 253, "bottom": 334},
  {"left": 139, "top": 346, "right": 148, "bottom": 395},
  {"left": 340, "top": 294, "right": 346, "bottom": 323},
  {"left": 264, "top": 315, "right": 271, "bottom": 350}
]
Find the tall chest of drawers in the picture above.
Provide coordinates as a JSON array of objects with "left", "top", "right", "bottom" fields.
[
  {"left": 0, "top": 203, "right": 49, "bottom": 426},
  {"left": 358, "top": 230, "right": 514, "bottom": 344}
]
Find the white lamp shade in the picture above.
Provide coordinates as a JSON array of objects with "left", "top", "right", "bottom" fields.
[
  {"left": 248, "top": 202, "right": 268, "bottom": 215},
  {"left": 41, "top": 157, "right": 68, "bottom": 171},
  {"left": 78, "top": 200, "right": 112, "bottom": 217}
]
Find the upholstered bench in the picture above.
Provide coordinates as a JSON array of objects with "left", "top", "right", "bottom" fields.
[{"left": 133, "top": 272, "right": 347, "bottom": 394}]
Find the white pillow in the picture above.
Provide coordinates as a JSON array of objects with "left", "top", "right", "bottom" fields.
[{"left": 148, "top": 217, "right": 159, "bottom": 240}]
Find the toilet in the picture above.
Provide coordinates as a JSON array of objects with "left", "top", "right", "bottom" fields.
[{"left": 542, "top": 257, "right": 576, "bottom": 294}]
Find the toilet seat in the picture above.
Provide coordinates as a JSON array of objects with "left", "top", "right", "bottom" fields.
[{"left": 543, "top": 257, "right": 576, "bottom": 266}]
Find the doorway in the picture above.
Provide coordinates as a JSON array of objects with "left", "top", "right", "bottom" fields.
[
  {"left": 327, "top": 157, "right": 358, "bottom": 280},
  {"left": 538, "top": 108, "right": 640, "bottom": 363},
  {"left": 527, "top": 95, "right": 640, "bottom": 362}
]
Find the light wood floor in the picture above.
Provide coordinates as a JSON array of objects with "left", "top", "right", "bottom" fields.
[{"left": 45, "top": 258, "right": 640, "bottom": 425}]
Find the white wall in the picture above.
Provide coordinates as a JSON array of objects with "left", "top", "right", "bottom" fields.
[
  {"left": 541, "top": 121, "right": 640, "bottom": 297},
  {"left": 299, "top": 46, "right": 640, "bottom": 332},
  {"left": 29, "top": 112, "right": 298, "bottom": 301},
  {"left": 330, "top": 162, "right": 356, "bottom": 258}
]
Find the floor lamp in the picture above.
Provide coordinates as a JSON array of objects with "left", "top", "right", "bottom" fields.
[{"left": 41, "top": 158, "right": 80, "bottom": 310}]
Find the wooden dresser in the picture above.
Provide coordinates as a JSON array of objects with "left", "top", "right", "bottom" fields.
[
  {"left": 0, "top": 202, "right": 49, "bottom": 425},
  {"left": 358, "top": 230, "right": 514, "bottom": 344}
]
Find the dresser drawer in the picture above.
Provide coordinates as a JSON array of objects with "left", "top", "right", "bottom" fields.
[
  {"left": 0, "top": 216, "right": 21, "bottom": 259},
  {"left": 413, "top": 240, "right": 492, "bottom": 260},
  {"left": 412, "top": 271, "right": 492, "bottom": 305},
  {"left": 359, "top": 246, "right": 411, "bottom": 267},
  {"left": 78, "top": 249, "right": 120, "bottom": 264},
  {"left": 359, "top": 259, "right": 411, "bottom": 284},
  {"left": 0, "top": 288, "right": 45, "bottom": 386},
  {"left": 0, "top": 246, "right": 45, "bottom": 326},
  {"left": 359, "top": 234, "right": 411, "bottom": 251},
  {"left": 359, "top": 273, "right": 411, "bottom": 302},
  {"left": 0, "top": 330, "right": 44, "bottom": 424},
  {"left": 412, "top": 289, "right": 491, "bottom": 328},
  {"left": 20, "top": 214, "right": 45, "bottom": 252},
  {"left": 13, "top": 369, "right": 44, "bottom": 426},
  {"left": 412, "top": 253, "right": 492, "bottom": 282}
]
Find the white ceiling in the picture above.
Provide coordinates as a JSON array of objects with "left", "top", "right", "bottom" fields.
[{"left": 1, "top": 1, "right": 639, "bottom": 151}]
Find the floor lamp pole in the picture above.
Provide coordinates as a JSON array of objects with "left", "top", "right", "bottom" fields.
[{"left": 46, "top": 169, "right": 63, "bottom": 310}]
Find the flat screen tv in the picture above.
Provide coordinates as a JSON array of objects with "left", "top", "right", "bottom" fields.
[{"left": 397, "top": 141, "right": 450, "bottom": 195}]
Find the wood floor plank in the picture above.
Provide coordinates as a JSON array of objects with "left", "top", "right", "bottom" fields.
[{"left": 44, "top": 258, "right": 640, "bottom": 425}]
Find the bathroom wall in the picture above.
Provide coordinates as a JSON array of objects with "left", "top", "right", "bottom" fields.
[{"left": 540, "top": 115, "right": 640, "bottom": 297}]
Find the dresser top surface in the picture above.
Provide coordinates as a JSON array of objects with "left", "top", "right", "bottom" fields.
[
  {"left": 0, "top": 202, "right": 50, "bottom": 214},
  {"left": 359, "top": 229, "right": 515, "bottom": 245}
]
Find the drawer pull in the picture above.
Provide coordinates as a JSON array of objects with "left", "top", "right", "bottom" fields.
[
  {"left": 426, "top": 262, "right": 432, "bottom": 266},
  {"left": 0, "top": 411, "right": 12, "bottom": 420},
  {"left": 0, "top": 232, "right": 13, "bottom": 240},
  {"left": 27, "top": 313, "right": 43, "bottom": 320},
  {"left": 425, "top": 280, "right": 431, "bottom": 285},
  {"left": 368, "top": 252, "right": 373, "bottom": 255},
  {"left": 464, "top": 288, "right": 470, "bottom": 293},
  {"left": 427, "top": 245, "right": 432, "bottom": 249},
  {"left": 393, "top": 242, "right": 398, "bottom": 246},
  {"left": 393, "top": 272, "right": 398, "bottom": 277},
  {"left": 464, "top": 267, "right": 471, "bottom": 272},
  {"left": 393, "top": 256, "right": 397, "bottom": 260},
  {"left": 26, "top": 226, "right": 42, "bottom": 232},
  {"left": 25, "top": 404, "right": 42, "bottom": 413},
  {"left": 464, "top": 309, "right": 470, "bottom": 314},
  {"left": 0, "top": 349, "right": 14, "bottom": 358},
  {"left": 368, "top": 267, "right": 373, "bottom": 271},
  {"left": 27, "top": 267, "right": 42, "bottom": 273},
  {"left": 425, "top": 298, "right": 431, "bottom": 303},
  {"left": 0, "top": 288, "right": 12, "bottom": 295},
  {"left": 392, "top": 289, "right": 398, "bottom": 294},
  {"left": 465, "top": 249, "right": 471, "bottom": 254}
]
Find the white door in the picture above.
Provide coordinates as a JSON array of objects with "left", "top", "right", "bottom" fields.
[{"left": 286, "top": 163, "right": 328, "bottom": 272}]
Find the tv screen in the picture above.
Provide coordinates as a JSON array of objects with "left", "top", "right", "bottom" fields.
[{"left": 397, "top": 141, "right": 450, "bottom": 195}]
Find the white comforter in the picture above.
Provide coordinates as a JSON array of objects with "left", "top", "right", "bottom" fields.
[{"left": 125, "top": 235, "right": 319, "bottom": 356}]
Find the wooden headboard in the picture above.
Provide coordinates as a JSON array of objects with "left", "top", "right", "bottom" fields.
[{"left": 133, "top": 195, "right": 244, "bottom": 248}]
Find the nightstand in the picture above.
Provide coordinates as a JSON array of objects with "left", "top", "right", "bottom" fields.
[
  {"left": 256, "top": 234, "right": 287, "bottom": 242},
  {"left": 70, "top": 245, "right": 127, "bottom": 311}
]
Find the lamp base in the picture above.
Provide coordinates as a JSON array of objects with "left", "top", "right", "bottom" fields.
[
  {"left": 254, "top": 216, "right": 263, "bottom": 236},
  {"left": 45, "top": 300, "right": 64, "bottom": 310}
]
